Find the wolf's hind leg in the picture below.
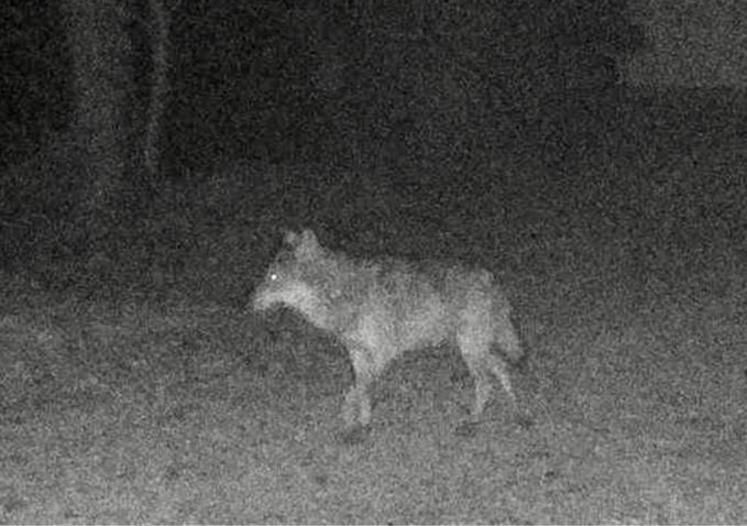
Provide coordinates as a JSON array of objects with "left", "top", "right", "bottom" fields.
[
  {"left": 472, "top": 367, "right": 494, "bottom": 419},
  {"left": 456, "top": 309, "right": 496, "bottom": 415},
  {"left": 486, "top": 353, "right": 516, "bottom": 404},
  {"left": 487, "top": 351, "right": 535, "bottom": 428},
  {"left": 342, "top": 386, "right": 362, "bottom": 427}
]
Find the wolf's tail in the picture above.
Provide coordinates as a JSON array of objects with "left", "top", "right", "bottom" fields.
[
  {"left": 498, "top": 325, "right": 524, "bottom": 364},
  {"left": 494, "top": 305, "right": 525, "bottom": 365}
]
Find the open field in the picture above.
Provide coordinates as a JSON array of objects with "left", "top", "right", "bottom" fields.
[{"left": 1, "top": 226, "right": 744, "bottom": 524}]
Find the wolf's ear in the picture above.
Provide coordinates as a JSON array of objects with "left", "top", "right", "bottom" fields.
[
  {"left": 284, "top": 230, "right": 301, "bottom": 247},
  {"left": 296, "top": 229, "right": 321, "bottom": 259},
  {"left": 300, "top": 229, "right": 318, "bottom": 246}
]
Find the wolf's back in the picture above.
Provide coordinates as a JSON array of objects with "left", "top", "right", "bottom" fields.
[
  {"left": 329, "top": 258, "right": 524, "bottom": 364},
  {"left": 323, "top": 258, "right": 453, "bottom": 347}
]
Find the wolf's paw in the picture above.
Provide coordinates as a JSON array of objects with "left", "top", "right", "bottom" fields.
[
  {"left": 515, "top": 412, "right": 535, "bottom": 429},
  {"left": 454, "top": 420, "right": 479, "bottom": 438},
  {"left": 338, "top": 424, "right": 371, "bottom": 445}
]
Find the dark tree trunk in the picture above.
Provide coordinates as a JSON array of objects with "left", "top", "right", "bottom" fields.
[{"left": 62, "top": 0, "right": 134, "bottom": 240}]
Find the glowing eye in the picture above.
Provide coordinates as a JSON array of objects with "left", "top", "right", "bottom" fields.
[{"left": 269, "top": 273, "right": 278, "bottom": 281}]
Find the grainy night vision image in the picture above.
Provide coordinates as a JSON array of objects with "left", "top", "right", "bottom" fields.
[{"left": 0, "top": 1, "right": 744, "bottom": 523}]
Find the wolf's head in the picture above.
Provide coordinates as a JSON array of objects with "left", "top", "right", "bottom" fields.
[{"left": 253, "top": 229, "right": 333, "bottom": 326}]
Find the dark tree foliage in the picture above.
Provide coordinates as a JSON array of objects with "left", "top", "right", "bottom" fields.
[{"left": 164, "top": 0, "right": 642, "bottom": 175}]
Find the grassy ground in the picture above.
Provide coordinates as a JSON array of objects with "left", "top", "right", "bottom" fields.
[
  {"left": 1, "top": 121, "right": 744, "bottom": 524},
  {"left": 0, "top": 225, "right": 744, "bottom": 524}
]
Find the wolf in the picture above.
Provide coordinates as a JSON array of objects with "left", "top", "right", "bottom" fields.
[{"left": 252, "top": 228, "right": 524, "bottom": 437}]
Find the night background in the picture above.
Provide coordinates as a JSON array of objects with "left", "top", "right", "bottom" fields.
[{"left": 0, "top": 0, "right": 745, "bottom": 523}]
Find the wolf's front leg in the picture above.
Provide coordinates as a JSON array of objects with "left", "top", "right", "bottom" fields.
[
  {"left": 342, "top": 373, "right": 373, "bottom": 427},
  {"left": 339, "top": 344, "right": 378, "bottom": 444},
  {"left": 340, "top": 376, "right": 373, "bottom": 444},
  {"left": 342, "top": 384, "right": 362, "bottom": 427}
]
